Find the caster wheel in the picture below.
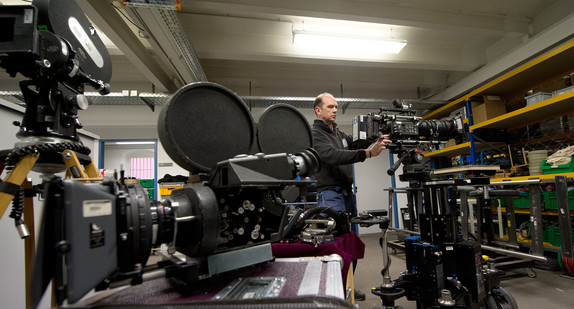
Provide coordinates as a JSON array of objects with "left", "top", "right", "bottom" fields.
[{"left": 526, "top": 267, "right": 536, "bottom": 278}]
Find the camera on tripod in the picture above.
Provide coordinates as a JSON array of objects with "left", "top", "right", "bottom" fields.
[
  {"left": 0, "top": 2, "right": 111, "bottom": 149},
  {"left": 352, "top": 101, "right": 464, "bottom": 178}
]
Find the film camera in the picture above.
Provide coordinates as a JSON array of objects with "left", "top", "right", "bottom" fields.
[
  {"left": 0, "top": 2, "right": 324, "bottom": 308},
  {"left": 29, "top": 81, "right": 322, "bottom": 306},
  {"left": 0, "top": 1, "right": 111, "bottom": 149},
  {"left": 353, "top": 101, "right": 464, "bottom": 179}
]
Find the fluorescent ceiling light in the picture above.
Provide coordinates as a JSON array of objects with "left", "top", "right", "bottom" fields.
[
  {"left": 112, "top": 141, "right": 155, "bottom": 145},
  {"left": 293, "top": 32, "right": 406, "bottom": 54}
]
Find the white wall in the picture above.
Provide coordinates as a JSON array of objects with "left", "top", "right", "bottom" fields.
[
  {"left": 354, "top": 151, "right": 393, "bottom": 234},
  {"left": 0, "top": 100, "right": 99, "bottom": 309}
]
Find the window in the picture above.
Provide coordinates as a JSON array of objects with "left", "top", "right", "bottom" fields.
[{"left": 130, "top": 157, "right": 154, "bottom": 179}]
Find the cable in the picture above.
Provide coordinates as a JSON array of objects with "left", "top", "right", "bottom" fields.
[{"left": 111, "top": 3, "right": 146, "bottom": 33}]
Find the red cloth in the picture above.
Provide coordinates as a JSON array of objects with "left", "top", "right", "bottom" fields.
[{"left": 271, "top": 232, "right": 365, "bottom": 282}]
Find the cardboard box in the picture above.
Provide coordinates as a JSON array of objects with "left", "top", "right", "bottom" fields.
[
  {"left": 445, "top": 138, "right": 457, "bottom": 148},
  {"left": 471, "top": 96, "right": 506, "bottom": 124}
]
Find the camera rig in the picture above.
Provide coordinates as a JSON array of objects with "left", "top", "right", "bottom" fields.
[
  {"left": 351, "top": 103, "right": 516, "bottom": 308},
  {"left": 353, "top": 101, "right": 464, "bottom": 180}
]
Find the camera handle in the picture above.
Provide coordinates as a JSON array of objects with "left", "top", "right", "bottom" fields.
[{"left": 387, "top": 147, "right": 416, "bottom": 175}]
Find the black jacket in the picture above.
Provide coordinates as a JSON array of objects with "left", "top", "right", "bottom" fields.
[{"left": 312, "top": 119, "right": 367, "bottom": 191}]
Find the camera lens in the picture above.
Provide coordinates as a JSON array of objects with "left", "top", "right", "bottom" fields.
[{"left": 417, "top": 119, "right": 456, "bottom": 140}]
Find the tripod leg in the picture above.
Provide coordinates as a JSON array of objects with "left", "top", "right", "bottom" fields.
[
  {"left": 23, "top": 180, "right": 35, "bottom": 309},
  {"left": 62, "top": 149, "right": 100, "bottom": 180},
  {"left": 0, "top": 153, "right": 38, "bottom": 219}
]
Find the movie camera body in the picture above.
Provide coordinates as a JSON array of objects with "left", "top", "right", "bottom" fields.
[
  {"left": 29, "top": 79, "right": 323, "bottom": 307},
  {"left": 35, "top": 148, "right": 321, "bottom": 305},
  {"left": 352, "top": 101, "right": 464, "bottom": 179}
]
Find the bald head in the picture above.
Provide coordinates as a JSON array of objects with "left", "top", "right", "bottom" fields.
[{"left": 314, "top": 93, "right": 338, "bottom": 126}]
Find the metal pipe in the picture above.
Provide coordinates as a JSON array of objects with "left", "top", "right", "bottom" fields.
[
  {"left": 481, "top": 244, "right": 549, "bottom": 263},
  {"left": 489, "top": 179, "right": 542, "bottom": 186},
  {"left": 388, "top": 227, "right": 420, "bottom": 235}
]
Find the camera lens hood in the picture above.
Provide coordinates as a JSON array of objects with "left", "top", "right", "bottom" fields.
[
  {"left": 158, "top": 82, "right": 256, "bottom": 173},
  {"left": 256, "top": 103, "right": 313, "bottom": 155}
]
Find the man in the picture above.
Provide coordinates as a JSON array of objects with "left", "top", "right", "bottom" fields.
[{"left": 311, "top": 92, "right": 390, "bottom": 301}]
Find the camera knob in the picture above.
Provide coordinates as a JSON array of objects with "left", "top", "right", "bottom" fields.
[
  {"left": 55, "top": 240, "right": 70, "bottom": 254},
  {"left": 68, "top": 94, "right": 89, "bottom": 110}
]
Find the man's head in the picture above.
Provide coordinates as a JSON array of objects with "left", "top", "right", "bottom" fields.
[{"left": 314, "top": 93, "right": 338, "bottom": 126}]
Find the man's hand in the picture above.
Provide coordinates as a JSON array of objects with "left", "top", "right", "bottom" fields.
[{"left": 366, "top": 135, "right": 392, "bottom": 158}]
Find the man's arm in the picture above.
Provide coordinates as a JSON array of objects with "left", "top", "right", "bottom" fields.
[{"left": 313, "top": 131, "right": 367, "bottom": 165}]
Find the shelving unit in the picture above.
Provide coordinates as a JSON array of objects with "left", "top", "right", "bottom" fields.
[
  {"left": 470, "top": 91, "right": 574, "bottom": 131},
  {"left": 424, "top": 141, "right": 505, "bottom": 158},
  {"left": 424, "top": 38, "right": 574, "bottom": 161},
  {"left": 424, "top": 39, "right": 574, "bottom": 121},
  {"left": 421, "top": 39, "right": 574, "bottom": 262}
]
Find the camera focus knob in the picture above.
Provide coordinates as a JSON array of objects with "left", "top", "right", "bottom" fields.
[{"left": 69, "top": 94, "right": 89, "bottom": 110}]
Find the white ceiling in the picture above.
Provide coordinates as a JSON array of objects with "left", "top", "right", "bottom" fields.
[{"left": 1, "top": 0, "right": 574, "bottom": 115}]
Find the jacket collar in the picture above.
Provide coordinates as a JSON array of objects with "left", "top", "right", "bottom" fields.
[{"left": 314, "top": 119, "right": 337, "bottom": 133}]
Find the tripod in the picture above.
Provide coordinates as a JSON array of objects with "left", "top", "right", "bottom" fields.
[{"left": 0, "top": 142, "right": 100, "bottom": 309}]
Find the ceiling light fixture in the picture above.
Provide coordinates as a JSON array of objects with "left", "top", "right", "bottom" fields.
[
  {"left": 292, "top": 31, "right": 407, "bottom": 54},
  {"left": 112, "top": 141, "right": 156, "bottom": 145}
]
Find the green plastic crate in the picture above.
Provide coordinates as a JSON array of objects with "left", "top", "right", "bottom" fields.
[
  {"left": 541, "top": 158, "right": 574, "bottom": 174},
  {"left": 140, "top": 179, "right": 155, "bottom": 188},
  {"left": 497, "top": 193, "right": 548, "bottom": 209},
  {"left": 545, "top": 225, "right": 574, "bottom": 247},
  {"left": 543, "top": 190, "right": 574, "bottom": 210}
]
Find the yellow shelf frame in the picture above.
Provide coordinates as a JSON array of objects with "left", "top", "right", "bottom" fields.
[
  {"left": 423, "top": 39, "right": 574, "bottom": 120},
  {"left": 470, "top": 91, "right": 574, "bottom": 131},
  {"left": 490, "top": 172, "right": 574, "bottom": 182}
]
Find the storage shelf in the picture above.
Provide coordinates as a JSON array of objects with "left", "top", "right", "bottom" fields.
[
  {"left": 490, "top": 172, "right": 574, "bottom": 182},
  {"left": 423, "top": 39, "right": 574, "bottom": 120},
  {"left": 424, "top": 141, "right": 505, "bottom": 158},
  {"left": 470, "top": 91, "right": 574, "bottom": 131},
  {"left": 495, "top": 207, "right": 574, "bottom": 217}
]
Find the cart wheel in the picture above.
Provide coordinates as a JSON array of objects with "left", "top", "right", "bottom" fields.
[
  {"left": 483, "top": 295, "right": 497, "bottom": 309},
  {"left": 486, "top": 287, "right": 518, "bottom": 309},
  {"left": 526, "top": 267, "right": 537, "bottom": 278}
]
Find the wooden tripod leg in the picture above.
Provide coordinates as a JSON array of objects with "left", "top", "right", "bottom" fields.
[
  {"left": 22, "top": 180, "right": 35, "bottom": 309},
  {"left": 62, "top": 150, "right": 101, "bottom": 181},
  {"left": 0, "top": 154, "right": 39, "bottom": 219}
]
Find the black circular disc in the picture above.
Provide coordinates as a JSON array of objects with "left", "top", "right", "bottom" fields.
[
  {"left": 158, "top": 82, "right": 255, "bottom": 173},
  {"left": 34, "top": 0, "right": 112, "bottom": 83},
  {"left": 256, "top": 103, "right": 312, "bottom": 154}
]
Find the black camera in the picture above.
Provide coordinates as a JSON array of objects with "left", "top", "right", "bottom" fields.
[
  {"left": 353, "top": 107, "right": 463, "bottom": 147},
  {"left": 29, "top": 78, "right": 322, "bottom": 307},
  {"left": 353, "top": 103, "right": 464, "bottom": 177},
  {"left": 0, "top": 1, "right": 111, "bottom": 149},
  {"left": 34, "top": 149, "right": 321, "bottom": 306}
]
